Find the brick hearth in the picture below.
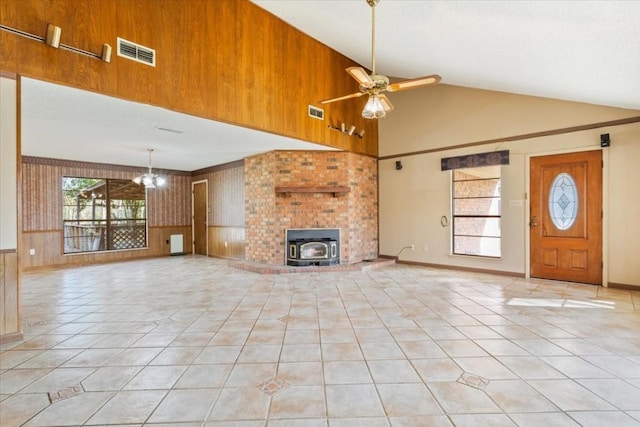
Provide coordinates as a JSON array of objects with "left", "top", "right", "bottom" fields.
[{"left": 245, "top": 150, "right": 378, "bottom": 265}]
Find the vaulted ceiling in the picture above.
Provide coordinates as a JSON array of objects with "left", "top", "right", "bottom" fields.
[
  {"left": 20, "top": 1, "right": 640, "bottom": 171},
  {"left": 254, "top": 0, "right": 640, "bottom": 110}
]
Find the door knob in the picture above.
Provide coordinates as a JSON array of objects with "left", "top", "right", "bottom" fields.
[{"left": 529, "top": 215, "right": 538, "bottom": 227}]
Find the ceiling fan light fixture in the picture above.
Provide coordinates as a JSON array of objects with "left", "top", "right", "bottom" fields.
[
  {"left": 318, "top": 0, "right": 441, "bottom": 119},
  {"left": 362, "top": 95, "right": 386, "bottom": 119}
]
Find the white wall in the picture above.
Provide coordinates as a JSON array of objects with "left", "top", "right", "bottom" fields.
[
  {"left": 607, "top": 127, "right": 640, "bottom": 285},
  {"left": 0, "top": 76, "right": 17, "bottom": 250},
  {"left": 379, "top": 84, "right": 640, "bottom": 286}
]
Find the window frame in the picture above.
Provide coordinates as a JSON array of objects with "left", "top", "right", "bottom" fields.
[
  {"left": 62, "top": 177, "right": 148, "bottom": 254},
  {"left": 451, "top": 165, "right": 502, "bottom": 258}
]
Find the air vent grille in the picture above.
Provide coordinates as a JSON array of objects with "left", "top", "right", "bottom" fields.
[
  {"left": 308, "top": 105, "right": 324, "bottom": 120},
  {"left": 117, "top": 37, "right": 156, "bottom": 66}
]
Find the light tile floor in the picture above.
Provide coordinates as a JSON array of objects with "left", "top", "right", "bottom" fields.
[{"left": 1, "top": 256, "right": 640, "bottom": 426}]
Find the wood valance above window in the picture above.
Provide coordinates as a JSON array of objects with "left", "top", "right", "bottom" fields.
[{"left": 441, "top": 150, "right": 510, "bottom": 171}]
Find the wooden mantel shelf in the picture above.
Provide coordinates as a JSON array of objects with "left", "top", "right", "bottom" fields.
[{"left": 275, "top": 186, "right": 350, "bottom": 197}]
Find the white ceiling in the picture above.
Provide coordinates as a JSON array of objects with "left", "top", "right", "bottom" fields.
[
  {"left": 254, "top": 0, "right": 640, "bottom": 110},
  {"left": 21, "top": 0, "right": 640, "bottom": 171},
  {"left": 21, "top": 78, "right": 334, "bottom": 171}
]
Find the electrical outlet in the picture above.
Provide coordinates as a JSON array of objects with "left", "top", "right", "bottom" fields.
[
  {"left": 29, "top": 248, "right": 35, "bottom": 255},
  {"left": 224, "top": 241, "right": 228, "bottom": 247},
  {"left": 410, "top": 244, "right": 415, "bottom": 250}
]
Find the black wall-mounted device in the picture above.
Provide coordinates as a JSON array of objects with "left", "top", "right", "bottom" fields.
[{"left": 600, "top": 133, "right": 610, "bottom": 148}]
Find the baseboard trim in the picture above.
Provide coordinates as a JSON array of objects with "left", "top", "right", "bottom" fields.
[
  {"left": 607, "top": 282, "right": 640, "bottom": 290},
  {"left": 0, "top": 332, "right": 23, "bottom": 345},
  {"left": 22, "top": 253, "right": 192, "bottom": 272},
  {"left": 390, "top": 258, "right": 525, "bottom": 278}
]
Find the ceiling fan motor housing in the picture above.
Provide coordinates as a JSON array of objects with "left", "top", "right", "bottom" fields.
[{"left": 361, "top": 74, "right": 389, "bottom": 93}]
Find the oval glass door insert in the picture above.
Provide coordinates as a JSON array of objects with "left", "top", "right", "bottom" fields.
[{"left": 548, "top": 172, "right": 578, "bottom": 230}]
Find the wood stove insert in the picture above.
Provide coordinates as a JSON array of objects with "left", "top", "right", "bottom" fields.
[{"left": 286, "top": 228, "right": 340, "bottom": 266}]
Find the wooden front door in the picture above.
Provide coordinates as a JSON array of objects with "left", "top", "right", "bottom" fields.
[
  {"left": 530, "top": 150, "right": 602, "bottom": 284},
  {"left": 192, "top": 181, "right": 207, "bottom": 255}
]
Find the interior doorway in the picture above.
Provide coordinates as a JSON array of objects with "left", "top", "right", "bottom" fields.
[
  {"left": 529, "top": 150, "right": 602, "bottom": 284},
  {"left": 192, "top": 180, "right": 208, "bottom": 256}
]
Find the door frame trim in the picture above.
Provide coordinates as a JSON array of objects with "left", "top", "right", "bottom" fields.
[
  {"left": 191, "top": 179, "right": 208, "bottom": 256},
  {"left": 525, "top": 147, "right": 608, "bottom": 286}
]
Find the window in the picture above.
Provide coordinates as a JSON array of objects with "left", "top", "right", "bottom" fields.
[
  {"left": 62, "top": 177, "right": 147, "bottom": 254},
  {"left": 548, "top": 172, "right": 578, "bottom": 231},
  {"left": 452, "top": 165, "right": 501, "bottom": 257}
]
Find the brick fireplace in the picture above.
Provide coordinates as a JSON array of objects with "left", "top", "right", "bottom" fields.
[{"left": 245, "top": 150, "right": 378, "bottom": 265}]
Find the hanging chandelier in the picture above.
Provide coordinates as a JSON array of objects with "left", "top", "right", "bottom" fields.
[{"left": 133, "top": 148, "right": 166, "bottom": 189}]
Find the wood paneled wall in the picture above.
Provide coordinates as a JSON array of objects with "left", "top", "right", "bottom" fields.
[
  {"left": 0, "top": 0, "right": 379, "bottom": 156},
  {"left": 193, "top": 162, "right": 246, "bottom": 259},
  {"left": 0, "top": 251, "right": 20, "bottom": 341},
  {"left": 0, "top": 74, "right": 21, "bottom": 342},
  {"left": 22, "top": 156, "right": 191, "bottom": 229},
  {"left": 21, "top": 226, "right": 192, "bottom": 269},
  {"left": 21, "top": 156, "right": 193, "bottom": 269},
  {"left": 208, "top": 226, "right": 245, "bottom": 260},
  {"left": 208, "top": 165, "right": 245, "bottom": 227}
]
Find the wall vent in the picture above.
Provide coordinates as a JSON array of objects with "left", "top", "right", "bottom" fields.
[
  {"left": 117, "top": 37, "right": 156, "bottom": 66},
  {"left": 308, "top": 105, "right": 324, "bottom": 120}
]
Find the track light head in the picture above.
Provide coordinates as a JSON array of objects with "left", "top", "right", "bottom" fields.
[
  {"left": 45, "top": 23, "right": 61, "bottom": 48},
  {"left": 101, "top": 44, "right": 112, "bottom": 62}
]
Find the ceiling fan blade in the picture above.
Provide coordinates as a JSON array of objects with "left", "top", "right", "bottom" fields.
[
  {"left": 387, "top": 74, "right": 441, "bottom": 92},
  {"left": 379, "top": 94, "right": 394, "bottom": 112},
  {"left": 346, "top": 67, "right": 374, "bottom": 87},
  {"left": 319, "top": 91, "right": 365, "bottom": 104}
]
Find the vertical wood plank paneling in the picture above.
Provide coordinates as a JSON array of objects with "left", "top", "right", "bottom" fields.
[
  {"left": 115, "top": 0, "right": 169, "bottom": 107},
  {"left": 0, "top": 253, "right": 5, "bottom": 335},
  {"left": 0, "top": 0, "right": 18, "bottom": 71},
  {"left": 170, "top": 0, "right": 209, "bottom": 116},
  {"left": 0, "top": 252, "right": 19, "bottom": 336},
  {"left": 146, "top": 174, "right": 191, "bottom": 227},
  {"left": 192, "top": 163, "right": 246, "bottom": 259},
  {"left": 281, "top": 28, "right": 303, "bottom": 144},
  {"left": 22, "top": 158, "right": 192, "bottom": 231},
  {"left": 21, "top": 157, "right": 193, "bottom": 268},
  {"left": 2, "top": 252, "right": 18, "bottom": 333},
  {"left": 193, "top": 164, "right": 245, "bottom": 227},
  {"left": 49, "top": 0, "right": 118, "bottom": 92},
  {"left": 0, "top": 0, "right": 379, "bottom": 156},
  {"left": 237, "top": 0, "right": 256, "bottom": 128},
  {"left": 13, "top": 0, "right": 46, "bottom": 38},
  {"left": 21, "top": 226, "right": 192, "bottom": 269},
  {"left": 208, "top": 226, "right": 245, "bottom": 259},
  {"left": 211, "top": 0, "right": 238, "bottom": 123},
  {"left": 0, "top": 73, "right": 21, "bottom": 340}
]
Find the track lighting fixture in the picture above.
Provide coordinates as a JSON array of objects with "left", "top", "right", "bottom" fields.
[
  {"left": 327, "top": 123, "right": 366, "bottom": 139},
  {"left": 0, "top": 23, "right": 113, "bottom": 62}
]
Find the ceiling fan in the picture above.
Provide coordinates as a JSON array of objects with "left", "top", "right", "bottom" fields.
[{"left": 320, "top": 0, "right": 441, "bottom": 119}]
